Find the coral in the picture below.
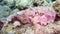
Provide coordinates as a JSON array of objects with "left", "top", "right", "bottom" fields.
[
  {"left": 34, "top": 0, "right": 54, "bottom": 7},
  {"left": 0, "top": 5, "right": 11, "bottom": 22},
  {"left": 7, "top": 7, "right": 56, "bottom": 26},
  {"left": 53, "top": 0, "right": 60, "bottom": 17},
  {"left": 16, "top": 7, "right": 56, "bottom": 26},
  {"left": 16, "top": 0, "right": 34, "bottom": 7}
]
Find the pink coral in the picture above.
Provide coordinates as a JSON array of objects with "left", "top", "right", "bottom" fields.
[{"left": 12, "top": 7, "right": 56, "bottom": 26}]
